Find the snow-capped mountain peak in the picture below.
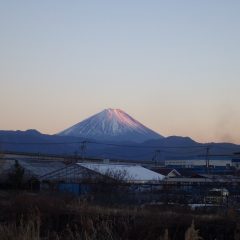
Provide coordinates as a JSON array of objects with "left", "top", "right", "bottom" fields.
[{"left": 58, "top": 108, "right": 163, "bottom": 142}]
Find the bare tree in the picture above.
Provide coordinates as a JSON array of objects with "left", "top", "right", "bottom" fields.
[
  {"left": 85, "top": 167, "right": 133, "bottom": 204},
  {"left": 8, "top": 160, "right": 25, "bottom": 189}
]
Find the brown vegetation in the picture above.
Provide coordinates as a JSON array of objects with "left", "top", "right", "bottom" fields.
[{"left": 0, "top": 191, "right": 239, "bottom": 239}]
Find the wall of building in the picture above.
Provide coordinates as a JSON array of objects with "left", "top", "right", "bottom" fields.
[{"left": 165, "top": 159, "right": 232, "bottom": 168}]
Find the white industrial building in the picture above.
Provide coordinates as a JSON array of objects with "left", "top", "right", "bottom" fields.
[
  {"left": 41, "top": 162, "right": 165, "bottom": 184},
  {"left": 78, "top": 163, "right": 165, "bottom": 183},
  {"left": 165, "top": 159, "right": 232, "bottom": 168}
]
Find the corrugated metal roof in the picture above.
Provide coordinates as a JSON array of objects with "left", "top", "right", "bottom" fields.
[
  {"left": 40, "top": 164, "right": 93, "bottom": 182},
  {"left": 77, "top": 163, "right": 165, "bottom": 183},
  {"left": 19, "top": 160, "right": 65, "bottom": 178},
  {"left": 0, "top": 159, "right": 66, "bottom": 181}
]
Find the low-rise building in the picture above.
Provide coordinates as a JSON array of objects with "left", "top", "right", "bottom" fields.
[
  {"left": 165, "top": 159, "right": 232, "bottom": 169},
  {"left": 40, "top": 162, "right": 165, "bottom": 195},
  {"left": 205, "top": 188, "right": 229, "bottom": 204}
]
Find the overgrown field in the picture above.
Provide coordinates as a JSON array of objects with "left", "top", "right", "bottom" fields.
[{"left": 0, "top": 191, "right": 239, "bottom": 240}]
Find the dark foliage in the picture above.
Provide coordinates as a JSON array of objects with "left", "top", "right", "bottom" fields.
[
  {"left": 0, "top": 191, "right": 239, "bottom": 239},
  {"left": 7, "top": 160, "right": 25, "bottom": 189}
]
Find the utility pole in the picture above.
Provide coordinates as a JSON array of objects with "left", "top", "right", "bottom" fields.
[
  {"left": 80, "top": 141, "right": 87, "bottom": 161},
  {"left": 205, "top": 146, "right": 210, "bottom": 174},
  {"left": 152, "top": 150, "right": 161, "bottom": 166}
]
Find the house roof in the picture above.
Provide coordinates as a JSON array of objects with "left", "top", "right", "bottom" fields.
[
  {"left": 150, "top": 168, "right": 180, "bottom": 176},
  {"left": 77, "top": 163, "right": 165, "bottom": 183},
  {"left": 177, "top": 169, "right": 206, "bottom": 178}
]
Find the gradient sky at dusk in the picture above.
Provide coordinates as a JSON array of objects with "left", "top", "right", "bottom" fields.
[{"left": 0, "top": 1, "right": 240, "bottom": 143}]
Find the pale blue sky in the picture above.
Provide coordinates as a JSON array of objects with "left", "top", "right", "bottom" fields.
[{"left": 0, "top": 1, "right": 240, "bottom": 143}]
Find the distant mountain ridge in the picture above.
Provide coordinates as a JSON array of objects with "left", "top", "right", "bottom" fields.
[
  {"left": 58, "top": 108, "right": 163, "bottom": 143},
  {"left": 0, "top": 130, "right": 240, "bottom": 161},
  {"left": 1, "top": 109, "right": 239, "bottom": 160}
]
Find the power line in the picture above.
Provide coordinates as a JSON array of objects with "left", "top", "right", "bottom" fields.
[
  {"left": 0, "top": 139, "right": 239, "bottom": 151},
  {"left": 89, "top": 141, "right": 209, "bottom": 149},
  {"left": 0, "top": 141, "right": 81, "bottom": 145}
]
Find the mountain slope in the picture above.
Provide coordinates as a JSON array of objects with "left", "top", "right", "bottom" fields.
[
  {"left": 0, "top": 130, "right": 91, "bottom": 155},
  {"left": 1, "top": 130, "right": 240, "bottom": 160},
  {"left": 58, "top": 108, "right": 163, "bottom": 142}
]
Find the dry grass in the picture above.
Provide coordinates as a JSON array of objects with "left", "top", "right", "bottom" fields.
[
  {"left": 0, "top": 191, "right": 238, "bottom": 239},
  {"left": 0, "top": 214, "right": 40, "bottom": 240}
]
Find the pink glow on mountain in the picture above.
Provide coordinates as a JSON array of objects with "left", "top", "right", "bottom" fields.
[
  {"left": 104, "top": 109, "right": 141, "bottom": 129},
  {"left": 58, "top": 108, "right": 163, "bottom": 142}
]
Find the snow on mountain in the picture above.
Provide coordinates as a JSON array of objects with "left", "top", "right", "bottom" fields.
[{"left": 58, "top": 108, "right": 163, "bottom": 142}]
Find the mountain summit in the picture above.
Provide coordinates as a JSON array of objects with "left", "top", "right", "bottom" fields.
[{"left": 58, "top": 108, "right": 163, "bottom": 142}]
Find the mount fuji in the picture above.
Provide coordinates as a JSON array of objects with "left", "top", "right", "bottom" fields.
[{"left": 58, "top": 108, "right": 163, "bottom": 142}]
